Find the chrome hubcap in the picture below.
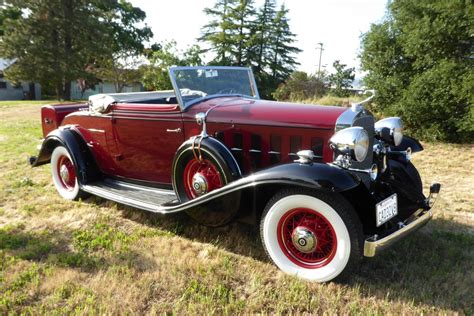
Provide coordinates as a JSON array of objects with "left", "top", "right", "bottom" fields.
[
  {"left": 192, "top": 173, "right": 208, "bottom": 196},
  {"left": 59, "top": 164, "right": 70, "bottom": 184},
  {"left": 291, "top": 226, "right": 317, "bottom": 253}
]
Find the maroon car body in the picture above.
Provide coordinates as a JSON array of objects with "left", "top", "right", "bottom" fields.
[{"left": 30, "top": 66, "right": 440, "bottom": 282}]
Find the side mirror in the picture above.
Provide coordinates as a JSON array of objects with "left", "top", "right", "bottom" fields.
[
  {"left": 195, "top": 112, "right": 206, "bottom": 126},
  {"left": 195, "top": 112, "right": 208, "bottom": 137}
]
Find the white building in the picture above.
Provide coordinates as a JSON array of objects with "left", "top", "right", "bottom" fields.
[
  {"left": 70, "top": 81, "right": 143, "bottom": 100},
  {"left": 0, "top": 59, "right": 41, "bottom": 100}
]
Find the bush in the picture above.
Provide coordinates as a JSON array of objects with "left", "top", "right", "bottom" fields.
[
  {"left": 360, "top": 0, "right": 472, "bottom": 143},
  {"left": 394, "top": 61, "right": 472, "bottom": 142},
  {"left": 272, "top": 71, "right": 326, "bottom": 101}
]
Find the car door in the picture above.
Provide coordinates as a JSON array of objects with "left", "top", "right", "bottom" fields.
[{"left": 110, "top": 102, "right": 184, "bottom": 185}]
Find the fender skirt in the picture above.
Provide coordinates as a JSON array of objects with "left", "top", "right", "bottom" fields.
[
  {"left": 29, "top": 127, "right": 100, "bottom": 184},
  {"left": 157, "top": 162, "right": 360, "bottom": 213}
]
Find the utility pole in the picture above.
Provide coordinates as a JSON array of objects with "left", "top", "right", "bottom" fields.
[{"left": 316, "top": 42, "right": 324, "bottom": 79}]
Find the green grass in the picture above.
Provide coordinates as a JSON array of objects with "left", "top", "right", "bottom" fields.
[{"left": 0, "top": 102, "right": 473, "bottom": 314}]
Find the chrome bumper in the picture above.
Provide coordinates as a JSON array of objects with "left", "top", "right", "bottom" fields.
[
  {"left": 364, "top": 183, "right": 440, "bottom": 257},
  {"left": 364, "top": 209, "right": 432, "bottom": 257}
]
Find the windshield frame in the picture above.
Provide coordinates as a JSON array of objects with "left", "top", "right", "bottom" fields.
[{"left": 169, "top": 66, "right": 260, "bottom": 111}]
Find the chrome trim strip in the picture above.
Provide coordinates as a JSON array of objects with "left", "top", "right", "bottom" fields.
[
  {"left": 268, "top": 151, "right": 280, "bottom": 155},
  {"left": 249, "top": 149, "right": 261, "bottom": 153},
  {"left": 231, "top": 148, "right": 243, "bottom": 151},
  {"left": 364, "top": 209, "right": 434, "bottom": 257}
]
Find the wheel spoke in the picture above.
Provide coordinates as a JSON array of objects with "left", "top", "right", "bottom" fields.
[{"left": 278, "top": 208, "right": 337, "bottom": 268}]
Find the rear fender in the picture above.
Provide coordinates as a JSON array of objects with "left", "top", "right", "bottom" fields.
[{"left": 30, "top": 127, "right": 100, "bottom": 184}]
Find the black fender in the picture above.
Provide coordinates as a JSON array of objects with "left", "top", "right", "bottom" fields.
[
  {"left": 246, "top": 162, "right": 361, "bottom": 193},
  {"left": 29, "top": 127, "right": 100, "bottom": 184},
  {"left": 391, "top": 135, "right": 423, "bottom": 153},
  {"left": 159, "top": 161, "right": 361, "bottom": 214}
]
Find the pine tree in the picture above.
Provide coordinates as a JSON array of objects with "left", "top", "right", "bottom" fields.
[
  {"left": 267, "top": 5, "right": 301, "bottom": 82},
  {"left": 226, "top": 0, "right": 256, "bottom": 66},
  {"left": 199, "top": 0, "right": 238, "bottom": 65},
  {"left": 252, "top": 0, "right": 276, "bottom": 73},
  {"left": 200, "top": 1, "right": 301, "bottom": 98}
]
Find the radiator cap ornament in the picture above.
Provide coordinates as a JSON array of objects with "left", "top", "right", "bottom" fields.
[{"left": 295, "top": 150, "right": 315, "bottom": 164}]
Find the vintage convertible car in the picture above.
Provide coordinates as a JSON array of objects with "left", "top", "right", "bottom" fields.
[{"left": 30, "top": 66, "right": 440, "bottom": 282}]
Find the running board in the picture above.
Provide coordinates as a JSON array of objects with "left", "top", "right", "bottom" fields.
[{"left": 82, "top": 178, "right": 179, "bottom": 212}]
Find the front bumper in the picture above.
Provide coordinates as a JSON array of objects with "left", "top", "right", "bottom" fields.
[{"left": 364, "top": 183, "right": 441, "bottom": 257}]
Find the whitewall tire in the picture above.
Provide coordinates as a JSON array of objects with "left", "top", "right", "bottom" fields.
[
  {"left": 51, "top": 146, "right": 84, "bottom": 200},
  {"left": 260, "top": 189, "right": 362, "bottom": 282}
]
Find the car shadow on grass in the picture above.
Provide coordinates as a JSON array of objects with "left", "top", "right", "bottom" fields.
[{"left": 117, "top": 205, "right": 473, "bottom": 313}]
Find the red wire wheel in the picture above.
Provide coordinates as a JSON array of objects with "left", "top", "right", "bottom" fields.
[
  {"left": 183, "top": 158, "right": 224, "bottom": 199},
  {"left": 277, "top": 208, "right": 337, "bottom": 268},
  {"left": 56, "top": 154, "right": 77, "bottom": 191}
]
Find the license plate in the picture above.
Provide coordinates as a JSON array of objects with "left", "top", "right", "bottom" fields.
[{"left": 376, "top": 194, "right": 398, "bottom": 227}]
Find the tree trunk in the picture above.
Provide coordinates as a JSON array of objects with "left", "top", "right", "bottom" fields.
[
  {"left": 63, "top": 80, "right": 71, "bottom": 100},
  {"left": 28, "top": 82, "right": 36, "bottom": 100},
  {"left": 62, "top": 0, "right": 73, "bottom": 100}
]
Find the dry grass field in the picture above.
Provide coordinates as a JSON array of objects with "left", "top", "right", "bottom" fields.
[{"left": 0, "top": 102, "right": 473, "bottom": 314}]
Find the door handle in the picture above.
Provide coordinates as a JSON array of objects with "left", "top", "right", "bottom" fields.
[{"left": 166, "top": 128, "right": 182, "bottom": 133}]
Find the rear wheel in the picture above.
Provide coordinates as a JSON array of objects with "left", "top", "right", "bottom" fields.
[
  {"left": 260, "top": 188, "right": 363, "bottom": 282},
  {"left": 51, "top": 146, "right": 87, "bottom": 200}
]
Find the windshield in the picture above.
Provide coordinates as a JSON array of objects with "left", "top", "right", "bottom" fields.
[{"left": 169, "top": 66, "right": 260, "bottom": 109}]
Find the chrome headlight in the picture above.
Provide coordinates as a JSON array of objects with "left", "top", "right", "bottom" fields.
[
  {"left": 375, "top": 117, "right": 403, "bottom": 146},
  {"left": 329, "top": 127, "right": 369, "bottom": 162}
]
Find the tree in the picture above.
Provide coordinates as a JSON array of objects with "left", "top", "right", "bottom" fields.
[
  {"left": 200, "top": 1, "right": 301, "bottom": 98},
  {"left": 360, "top": 0, "right": 472, "bottom": 142},
  {"left": 226, "top": 0, "right": 256, "bottom": 66},
  {"left": 142, "top": 41, "right": 203, "bottom": 91},
  {"left": 327, "top": 60, "right": 355, "bottom": 97},
  {"left": 262, "top": 5, "right": 301, "bottom": 97},
  {"left": 272, "top": 71, "right": 326, "bottom": 101},
  {"left": 93, "top": 54, "right": 143, "bottom": 93},
  {"left": 95, "top": 1, "right": 152, "bottom": 93},
  {"left": 199, "top": 0, "right": 237, "bottom": 65},
  {"left": 252, "top": 0, "right": 276, "bottom": 74},
  {"left": 0, "top": 0, "right": 152, "bottom": 100}
]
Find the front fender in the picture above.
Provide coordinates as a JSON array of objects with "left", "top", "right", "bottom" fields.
[
  {"left": 156, "top": 162, "right": 361, "bottom": 213},
  {"left": 246, "top": 162, "right": 361, "bottom": 193},
  {"left": 391, "top": 135, "right": 423, "bottom": 153},
  {"left": 29, "top": 127, "right": 100, "bottom": 184}
]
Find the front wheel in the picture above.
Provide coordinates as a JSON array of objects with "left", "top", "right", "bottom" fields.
[
  {"left": 51, "top": 146, "right": 87, "bottom": 200},
  {"left": 260, "top": 188, "right": 363, "bottom": 282}
]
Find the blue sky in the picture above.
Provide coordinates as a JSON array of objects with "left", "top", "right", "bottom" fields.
[{"left": 129, "top": 0, "right": 388, "bottom": 77}]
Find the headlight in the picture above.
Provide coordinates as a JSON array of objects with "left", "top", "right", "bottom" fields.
[
  {"left": 375, "top": 117, "right": 403, "bottom": 146},
  {"left": 329, "top": 127, "right": 369, "bottom": 162}
]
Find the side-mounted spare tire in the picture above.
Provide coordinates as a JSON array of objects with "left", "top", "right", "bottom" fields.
[{"left": 172, "top": 137, "right": 242, "bottom": 227}]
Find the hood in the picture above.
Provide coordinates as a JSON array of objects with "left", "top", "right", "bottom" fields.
[{"left": 196, "top": 97, "right": 348, "bottom": 130}]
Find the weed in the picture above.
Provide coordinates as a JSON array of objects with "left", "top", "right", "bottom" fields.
[{"left": 72, "top": 222, "right": 134, "bottom": 254}]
